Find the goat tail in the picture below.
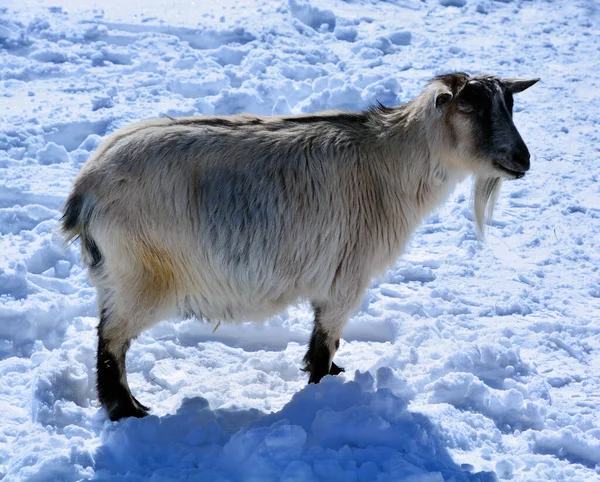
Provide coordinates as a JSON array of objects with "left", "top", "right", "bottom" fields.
[
  {"left": 60, "top": 191, "right": 103, "bottom": 269},
  {"left": 61, "top": 192, "right": 91, "bottom": 241}
]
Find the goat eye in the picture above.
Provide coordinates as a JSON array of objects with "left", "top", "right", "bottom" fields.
[{"left": 457, "top": 102, "right": 475, "bottom": 113}]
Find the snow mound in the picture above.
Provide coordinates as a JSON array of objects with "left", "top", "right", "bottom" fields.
[
  {"left": 94, "top": 375, "right": 494, "bottom": 481},
  {"left": 36, "top": 142, "right": 69, "bottom": 165},
  {"left": 427, "top": 372, "right": 546, "bottom": 431},
  {"left": 533, "top": 427, "right": 600, "bottom": 467},
  {"left": 288, "top": 0, "right": 336, "bottom": 32}
]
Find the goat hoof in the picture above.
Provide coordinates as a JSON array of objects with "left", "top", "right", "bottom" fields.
[
  {"left": 107, "top": 401, "right": 150, "bottom": 421},
  {"left": 132, "top": 395, "right": 150, "bottom": 412},
  {"left": 330, "top": 362, "right": 345, "bottom": 376},
  {"left": 305, "top": 362, "right": 345, "bottom": 383}
]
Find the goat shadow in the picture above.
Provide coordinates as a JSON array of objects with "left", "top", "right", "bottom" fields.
[{"left": 92, "top": 376, "right": 497, "bottom": 482}]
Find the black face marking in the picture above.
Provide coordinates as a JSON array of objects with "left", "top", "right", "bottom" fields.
[
  {"left": 456, "top": 80, "right": 495, "bottom": 115},
  {"left": 97, "top": 312, "right": 148, "bottom": 421},
  {"left": 456, "top": 77, "right": 530, "bottom": 175},
  {"left": 504, "top": 90, "right": 514, "bottom": 116}
]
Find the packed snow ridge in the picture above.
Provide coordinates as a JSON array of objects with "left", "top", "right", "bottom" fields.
[{"left": 1, "top": 0, "right": 599, "bottom": 480}]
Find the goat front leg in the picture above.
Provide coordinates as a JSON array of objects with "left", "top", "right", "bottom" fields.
[{"left": 303, "top": 303, "right": 349, "bottom": 384}]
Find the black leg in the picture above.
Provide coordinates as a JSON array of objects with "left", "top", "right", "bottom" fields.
[
  {"left": 303, "top": 307, "right": 345, "bottom": 383},
  {"left": 97, "top": 311, "right": 149, "bottom": 421}
]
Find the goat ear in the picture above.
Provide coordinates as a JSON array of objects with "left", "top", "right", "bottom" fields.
[
  {"left": 503, "top": 78, "right": 539, "bottom": 94},
  {"left": 434, "top": 90, "right": 453, "bottom": 109}
]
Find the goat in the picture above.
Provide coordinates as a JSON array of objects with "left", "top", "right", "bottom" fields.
[{"left": 61, "top": 72, "right": 538, "bottom": 421}]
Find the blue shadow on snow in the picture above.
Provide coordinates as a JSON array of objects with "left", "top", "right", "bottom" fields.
[{"left": 93, "top": 376, "right": 496, "bottom": 482}]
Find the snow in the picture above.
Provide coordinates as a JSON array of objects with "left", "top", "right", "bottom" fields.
[{"left": 0, "top": 0, "right": 599, "bottom": 480}]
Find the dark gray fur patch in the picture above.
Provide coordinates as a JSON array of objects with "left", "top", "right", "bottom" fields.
[{"left": 83, "top": 234, "right": 102, "bottom": 269}]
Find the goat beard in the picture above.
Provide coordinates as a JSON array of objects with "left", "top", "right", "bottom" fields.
[{"left": 473, "top": 176, "right": 503, "bottom": 239}]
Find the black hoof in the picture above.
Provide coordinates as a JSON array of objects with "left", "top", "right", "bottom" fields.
[
  {"left": 306, "top": 361, "right": 345, "bottom": 384},
  {"left": 132, "top": 395, "right": 150, "bottom": 412},
  {"left": 329, "top": 362, "right": 345, "bottom": 376},
  {"left": 308, "top": 370, "right": 326, "bottom": 384},
  {"left": 107, "top": 400, "right": 149, "bottom": 421}
]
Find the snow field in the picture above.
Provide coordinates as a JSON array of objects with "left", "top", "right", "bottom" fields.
[{"left": 1, "top": 0, "right": 599, "bottom": 480}]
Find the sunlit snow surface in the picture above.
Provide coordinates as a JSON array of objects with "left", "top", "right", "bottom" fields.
[{"left": 1, "top": 0, "right": 599, "bottom": 480}]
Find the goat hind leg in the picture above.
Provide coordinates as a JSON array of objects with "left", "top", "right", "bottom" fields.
[{"left": 97, "top": 307, "right": 150, "bottom": 421}]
